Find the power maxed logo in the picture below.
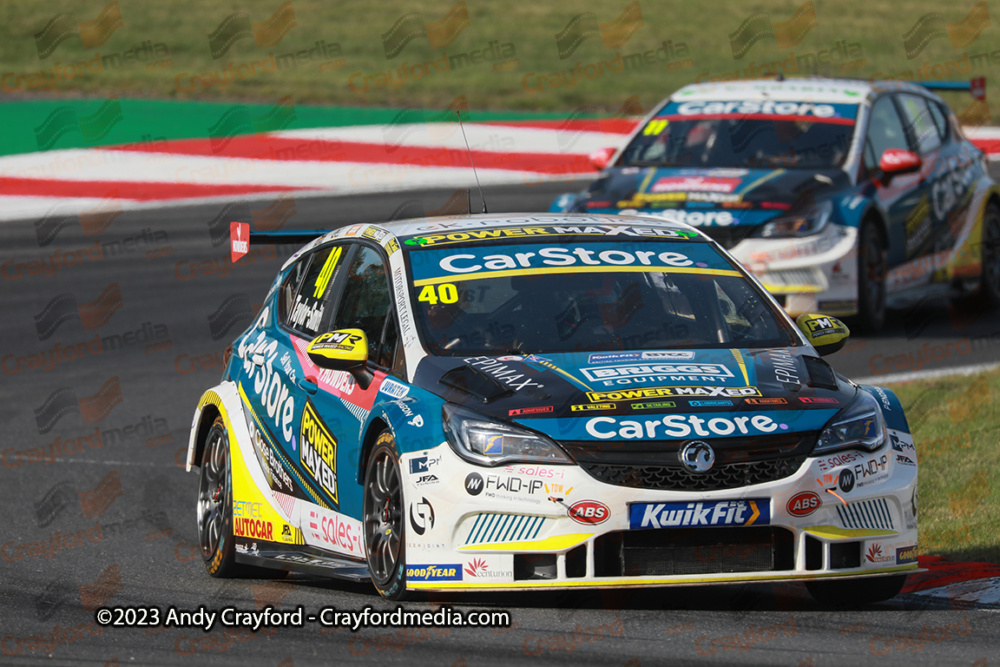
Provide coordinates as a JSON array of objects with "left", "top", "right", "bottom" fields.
[{"left": 299, "top": 402, "right": 338, "bottom": 505}]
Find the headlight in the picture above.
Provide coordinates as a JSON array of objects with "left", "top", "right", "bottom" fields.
[
  {"left": 814, "top": 390, "right": 887, "bottom": 454},
  {"left": 756, "top": 200, "right": 832, "bottom": 238},
  {"left": 443, "top": 404, "right": 572, "bottom": 467}
]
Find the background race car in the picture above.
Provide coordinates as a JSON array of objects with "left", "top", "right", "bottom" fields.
[{"left": 551, "top": 77, "right": 1000, "bottom": 332}]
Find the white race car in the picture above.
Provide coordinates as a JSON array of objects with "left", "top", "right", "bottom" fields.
[{"left": 187, "top": 214, "right": 919, "bottom": 604}]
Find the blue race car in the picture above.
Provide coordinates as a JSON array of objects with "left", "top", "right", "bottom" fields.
[
  {"left": 187, "top": 214, "right": 918, "bottom": 604},
  {"left": 551, "top": 77, "right": 1000, "bottom": 332}
]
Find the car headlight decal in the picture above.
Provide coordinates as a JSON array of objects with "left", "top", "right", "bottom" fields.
[
  {"left": 814, "top": 390, "right": 887, "bottom": 455},
  {"left": 443, "top": 404, "right": 572, "bottom": 467},
  {"left": 756, "top": 200, "right": 833, "bottom": 238}
]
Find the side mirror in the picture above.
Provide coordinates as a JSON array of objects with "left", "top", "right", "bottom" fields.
[
  {"left": 589, "top": 146, "right": 616, "bottom": 171},
  {"left": 878, "top": 149, "right": 921, "bottom": 180},
  {"left": 795, "top": 313, "right": 850, "bottom": 357},
  {"left": 306, "top": 329, "right": 373, "bottom": 389}
]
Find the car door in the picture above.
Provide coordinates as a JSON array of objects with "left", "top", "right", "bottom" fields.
[
  {"left": 896, "top": 93, "right": 950, "bottom": 260},
  {"left": 293, "top": 241, "right": 403, "bottom": 559},
  {"left": 861, "top": 94, "right": 926, "bottom": 269},
  {"left": 237, "top": 241, "right": 345, "bottom": 505}
]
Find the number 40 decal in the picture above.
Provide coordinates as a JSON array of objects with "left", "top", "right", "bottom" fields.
[{"left": 417, "top": 284, "right": 458, "bottom": 305}]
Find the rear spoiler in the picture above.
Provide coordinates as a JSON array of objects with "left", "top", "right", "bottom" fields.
[
  {"left": 914, "top": 77, "right": 986, "bottom": 101},
  {"left": 230, "top": 222, "right": 327, "bottom": 263}
]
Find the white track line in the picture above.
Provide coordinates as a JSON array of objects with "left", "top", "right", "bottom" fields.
[
  {"left": 276, "top": 122, "right": 624, "bottom": 154},
  {"left": 853, "top": 361, "right": 1000, "bottom": 386}
]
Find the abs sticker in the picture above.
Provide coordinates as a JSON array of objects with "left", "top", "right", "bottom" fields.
[{"left": 569, "top": 500, "right": 610, "bottom": 525}]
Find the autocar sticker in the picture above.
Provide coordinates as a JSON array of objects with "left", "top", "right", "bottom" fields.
[{"left": 238, "top": 382, "right": 332, "bottom": 510}]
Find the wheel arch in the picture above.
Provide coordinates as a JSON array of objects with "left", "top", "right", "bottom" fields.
[
  {"left": 357, "top": 417, "right": 390, "bottom": 485},
  {"left": 189, "top": 404, "right": 221, "bottom": 471},
  {"left": 860, "top": 203, "right": 889, "bottom": 246}
]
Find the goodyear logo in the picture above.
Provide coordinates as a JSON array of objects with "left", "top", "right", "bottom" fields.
[
  {"left": 300, "top": 402, "right": 338, "bottom": 504},
  {"left": 587, "top": 386, "right": 760, "bottom": 402},
  {"left": 406, "top": 564, "right": 462, "bottom": 581},
  {"left": 896, "top": 545, "right": 918, "bottom": 565}
]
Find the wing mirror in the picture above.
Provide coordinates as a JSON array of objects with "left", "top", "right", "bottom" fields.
[
  {"left": 795, "top": 314, "right": 850, "bottom": 356},
  {"left": 306, "top": 328, "right": 373, "bottom": 389},
  {"left": 589, "top": 147, "right": 616, "bottom": 171},
  {"left": 878, "top": 148, "right": 921, "bottom": 183}
]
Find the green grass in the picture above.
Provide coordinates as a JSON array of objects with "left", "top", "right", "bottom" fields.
[
  {"left": 1, "top": 0, "right": 996, "bottom": 117},
  {"left": 891, "top": 368, "right": 1000, "bottom": 563}
]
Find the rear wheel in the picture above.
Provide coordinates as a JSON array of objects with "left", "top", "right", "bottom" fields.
[
  {"left": 363, "top": 431, "right": 410, "bottom": 600},
  {"left": 979, "top": 202, "right": 1000, "bottom": 306},
  {"left": 855, "top": 220, "right": 887, "bottom": 333},
  {"left": 806, "top": 574, "right": 906, "bottom": 606},
  {"left": 197, "top": 416, "right": 239, "bottom": 577}
]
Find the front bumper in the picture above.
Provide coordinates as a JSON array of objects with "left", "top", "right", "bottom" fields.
[
  {"left": 399, "top": 428, "right": 917, "bottom": 591},
  {"left": 729, "top": 224, "right": 859, "bottom": 317}
]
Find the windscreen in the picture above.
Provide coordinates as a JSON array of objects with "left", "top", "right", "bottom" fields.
[
  {"left": 620, "top": 100, "right": 858, "bottom": 170},
  {"left": 407, "top": 239, "right": 798, "bottom": 356}
]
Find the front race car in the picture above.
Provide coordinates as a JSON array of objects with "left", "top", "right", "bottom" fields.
[{"left": 391, "top": 219, "right": 919, "bottom": 603}]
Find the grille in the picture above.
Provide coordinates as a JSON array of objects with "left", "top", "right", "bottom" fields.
[
  {"left": 836, "top": 498, "right": 895, "bottom": 531},
  {"left": 561, "top": 433, "right": 815, "bottom": 492},
  {"left": 464, "top": 514, "right": 545, "bottom": 546},
  {"left": 580, "top": 457, "right": 806, "bottom": 491},
  {"left": 595, "top": 527, "right": 794, "bottom": 576},
  {"left": 702, "top": 226, "right": 756, "bottom": 249}
]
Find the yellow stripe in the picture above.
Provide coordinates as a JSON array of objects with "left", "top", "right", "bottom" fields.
[
  {"left": 408, "top": 564, "right": 918, "bottom": 589},
  {"left": 761, "top": 283, "right": 824, "bottom": 294},
  {"left": 730, "top": 348, "right": 748, "bottom": 385},
  {"left": 415, "top": 265, "right": 740, "bottom": 287},
  {"left": 738, "top": 168, "right": 785, "bottom": 195},
  {"left": 802, "top": 525, "right": 897, "bottom": 539},
  {"left": 459, "top": 533, "right": 592, "bottom": 552},
  {"left": 237, "top": 382, "right": 330, "bottom": 510}
]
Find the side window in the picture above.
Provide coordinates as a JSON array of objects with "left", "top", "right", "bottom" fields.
[
  {"left": 899, "top": 94, "right": 943, "bottom": 154},
  {"left": 285, "top": 244, "right": 347, "bottom": 338},
  {"left": 927, "top": 100, "right": 951, "bottom": 143},
  {"left": 333, "top": 246, "right": 391, "bottom": 365},
  {"left": 864, "top": 96, "right": 911, "bottom": 169},
  {"left": 277, "top": 255, "right": 310, "bottom": 323}
]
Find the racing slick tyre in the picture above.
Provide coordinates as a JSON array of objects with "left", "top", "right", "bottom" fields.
[
  {"left": 363, "top": 431, "right": 411, "bottom": 600},
  {"left": 855, "top": 220, "right": 887, "bottom": 333},
  {"left": 805, "top": 574, "right": 907, "bottom": 606},
  {"left": 979, "top": 202, "right": 1000, "bottom": 307},
  {"left": 197, "top": 416, "right": 241, "bottom": 577}
]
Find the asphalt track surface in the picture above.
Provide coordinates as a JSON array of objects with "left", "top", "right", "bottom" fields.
[{"left": 2, "top": 177, "right": 999, "bottom": 666}]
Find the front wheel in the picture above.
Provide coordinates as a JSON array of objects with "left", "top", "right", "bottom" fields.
[
  {"left": 979, "top": 202, "right": 1000, "bottom": 306},
  {"left": 197, "top": 416, "right": 239, "bottom": 577},
  {"left": 855, "top": 220, "right": 887, "bottom": 333},
  {"left": 363, "top": 431, "right": 410, "bottom": 600},
  {"left": 806, "top": 574, "right": 906, "bottom": 606}
]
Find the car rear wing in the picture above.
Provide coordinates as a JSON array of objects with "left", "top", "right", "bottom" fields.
[
  {"left": 230, "top": 222, "right": 327, "bottom": 263},
  {"left": 914, "top": 77, "right": 986, "bottom": 101}
]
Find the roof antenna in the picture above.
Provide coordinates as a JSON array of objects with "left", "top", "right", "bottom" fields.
[{"left": 456, "top": 110, "right": 487, "bottom": 214}]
